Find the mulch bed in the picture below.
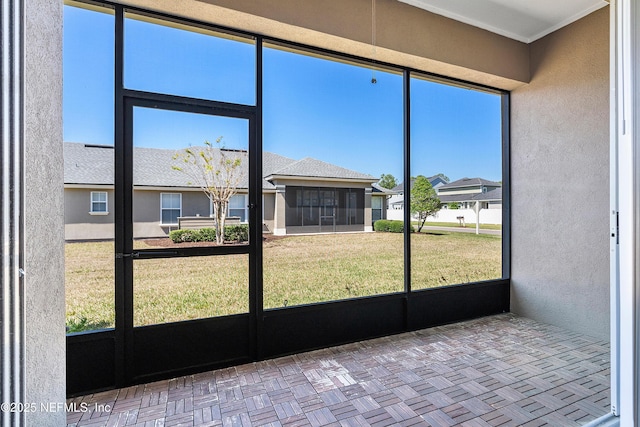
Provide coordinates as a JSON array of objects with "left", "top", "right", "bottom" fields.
[{"left": 140, "top": 234, "right": 286, "bottom": 248}]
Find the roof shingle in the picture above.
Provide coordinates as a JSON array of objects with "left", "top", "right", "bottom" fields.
[{"left": 64, "top": 142, "right": 375, "bottom": 189}]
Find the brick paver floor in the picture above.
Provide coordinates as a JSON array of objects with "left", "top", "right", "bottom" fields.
[{"left": 66, "top": 313, "right": 610, "bottom": 426}]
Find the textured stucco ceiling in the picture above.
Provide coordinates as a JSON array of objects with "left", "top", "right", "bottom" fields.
[{"left": 397, "top": 0, "right": 609, "bottom": 43}]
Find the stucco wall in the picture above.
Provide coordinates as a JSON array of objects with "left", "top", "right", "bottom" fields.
[
  {"left": 263, "top": 193, "right": 275, "bottom": 232},
  {"left": 510, "top": 7, "right": 610, "bottom": 340},
  {"left": 25, "top": 0, "right": 66, "bottom": 424},
  {"left": 65, "top": 188, "right": 115, "bottom": 224},
  {"left": 120, "top": 0, "right": 529, "bottom": 90}
]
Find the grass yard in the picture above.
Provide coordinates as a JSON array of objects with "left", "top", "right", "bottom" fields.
[
  {"left": 417, "top": 221, "right": 502, "bottom": 230},
  {"left": 411, "top": 231, "right": 502, "bottom": 288},
  {"left": 66, "top": 231, "right": 501, "bottom": 332}
]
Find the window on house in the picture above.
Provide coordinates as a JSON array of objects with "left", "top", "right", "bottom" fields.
[
  {"left": 160, "top": 193, "right": 181, "bottom": 225},
  {"left": 90, "top": 191, "right": 108, "bottom": 214},
  {"left": 372, "top": 197, "right": 383, "bottom": 222},
  {"left": 228, "top": 194, "right": 248, "bottom": 222}
]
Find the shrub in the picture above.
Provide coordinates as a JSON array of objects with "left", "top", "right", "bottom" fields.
[
  {"left": 447, "top": 202, "right": 460, "bottom": 209},
  {"left": 169, "top": 225, "right": 248, "bottom": 243},
  {"left": 374, "top": 219, "right": 405, "bottom": 233},
  {"left": 169, "top": 229, "right": 202, "bottom": 243},
  {"left": 199, "top": 228, "right": 217, "bottom": 242},
  {"left": 388, "top": 220, "right": 404, "bottom": 233},
  {"left": 374, "top": 219, "right": 390, "bottom": 232},
  {"left": 224, "top": 224, "right": 249, "bottom": 242}
]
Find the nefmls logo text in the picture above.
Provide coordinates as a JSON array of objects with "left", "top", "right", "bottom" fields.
[
  {"left": 41, "top": 402, "right": 111, "bottom": 413},
  {"left": 41, "top": 402, "right": 87, "bottom": 412}
]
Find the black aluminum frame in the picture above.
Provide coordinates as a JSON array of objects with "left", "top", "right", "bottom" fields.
[
  {"left": 123, "top": 95, "right": 257, "bottom": 384},
  {"left": 66, "top": 1, "right": 511, "bottom": 395}
]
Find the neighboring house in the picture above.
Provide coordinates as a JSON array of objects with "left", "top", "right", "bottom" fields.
[
  {"left": 437, "top": 177, "right": 502, "bottom": 210},
  {"left": 388, "top": 175, "right": 449, "bottom": 209},
  {"left": 386, "top": 176, "right": 502, "bottom": 225},
  {"left": 64, "top": 142, "right": 389, "bottom": 239},
  {"left": 371, "top": 183, "right": 396, "bottom": 222}
]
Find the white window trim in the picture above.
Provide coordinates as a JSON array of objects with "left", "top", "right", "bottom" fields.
[
  {"left": 89, "top": 191, "right": 108, "bottom": 215},
  {"left": 160, "top": 193, "right": 182, "bottom": 226},
  {"left": 229, "top": 194, "right": 248, "bottom": 223},
  {"left": 210, "top": 194, "right": 249, "bottom": 223}
]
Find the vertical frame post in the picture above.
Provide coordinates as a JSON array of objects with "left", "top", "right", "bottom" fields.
[
  {"left": 253, "top": 36, "right": 264, "bottom": 359},
  {"left": 113, "top": 5, "right": 129, "bottom": 387},
  {"left": 501, "top": 93, "right": 511, "bottom": 281},
  {"left": 403, "top": 69, "right": 411, "bottom": 328},
  {"left": 609, "top": 0, "right": 621, "bottom": 417},
  {"left": 616, "top": 0, "right": 639, "bottom": 423}
]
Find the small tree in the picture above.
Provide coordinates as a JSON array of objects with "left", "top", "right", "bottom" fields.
[
  {"left": 172, "top": 138, "right": 245, "bottom": 244},
  {"left": 410, "top": 175, "right": 441, "bottom": 232},
  {"left": 378, "top": 173, "right": 398, "bottom": 190}
]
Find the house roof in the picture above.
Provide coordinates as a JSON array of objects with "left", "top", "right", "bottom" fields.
[
  {"left": 391, "top": 175, "right": 447, "bottom": 192},
  {"left": 265, "top": 157, "right": 376, "bottom": 182},
  {"left": 64, "top": 143, "right": 116, "bottom": 186},
  {"left": 438, "top": 177, "right": 501, "bottom": 190},
  {"left": 64, "top": 142, "right": 375, "bottom": 189},
  {"left": 372, "top": 183, "right": 397, "bottom": 195},
  {"left": 439, "top": 187, "right": 503, "bottom": 203}
]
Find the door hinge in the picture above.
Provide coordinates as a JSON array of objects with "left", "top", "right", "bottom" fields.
[{"left": 115, "top": 252, "right": 139, "bottom": 259}]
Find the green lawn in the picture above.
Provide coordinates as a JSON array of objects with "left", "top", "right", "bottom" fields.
[{"left": 65, "top": 231, "right": 502, "bottom": 332}]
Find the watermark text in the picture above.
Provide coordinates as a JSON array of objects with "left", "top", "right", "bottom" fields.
[{"left": 0, "top": 402, "right": 112, "bottom": 413}]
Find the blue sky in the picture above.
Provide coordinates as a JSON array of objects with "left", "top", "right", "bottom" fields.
[{"left": 63, "top": 5, "right": 502, "bottom": 183}]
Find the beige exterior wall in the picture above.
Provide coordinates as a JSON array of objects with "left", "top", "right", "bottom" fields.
[
  {"left": 364, "top": 188, "right": 373, "bottom": 232},
  {"left": 119, "top": 0, "right": 529, "bottom": 90},
  {"left": 65, "top": 188, "right": 292, "bottom": 238},
  {"left": 273, "top": 185, "right": 286, "bottom": 235},
  {"left": 263, "top": 193, "right": 275, "bottom": 232},
  {"left": 133, "top": 190, "right": 210, "bottom": 238},
  {"left": 511, "top": 7, "right": 610, "bottom": 340},
  {"left": 65, "top": 188, "right": 115, "bottom": 239},
  {"left": 65, "top": 188, "right": 213, "bottom": 239}
]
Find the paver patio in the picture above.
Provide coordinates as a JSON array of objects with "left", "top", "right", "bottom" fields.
[{"left": 66, "top": 313, "right": 610, "bottom": 427}]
